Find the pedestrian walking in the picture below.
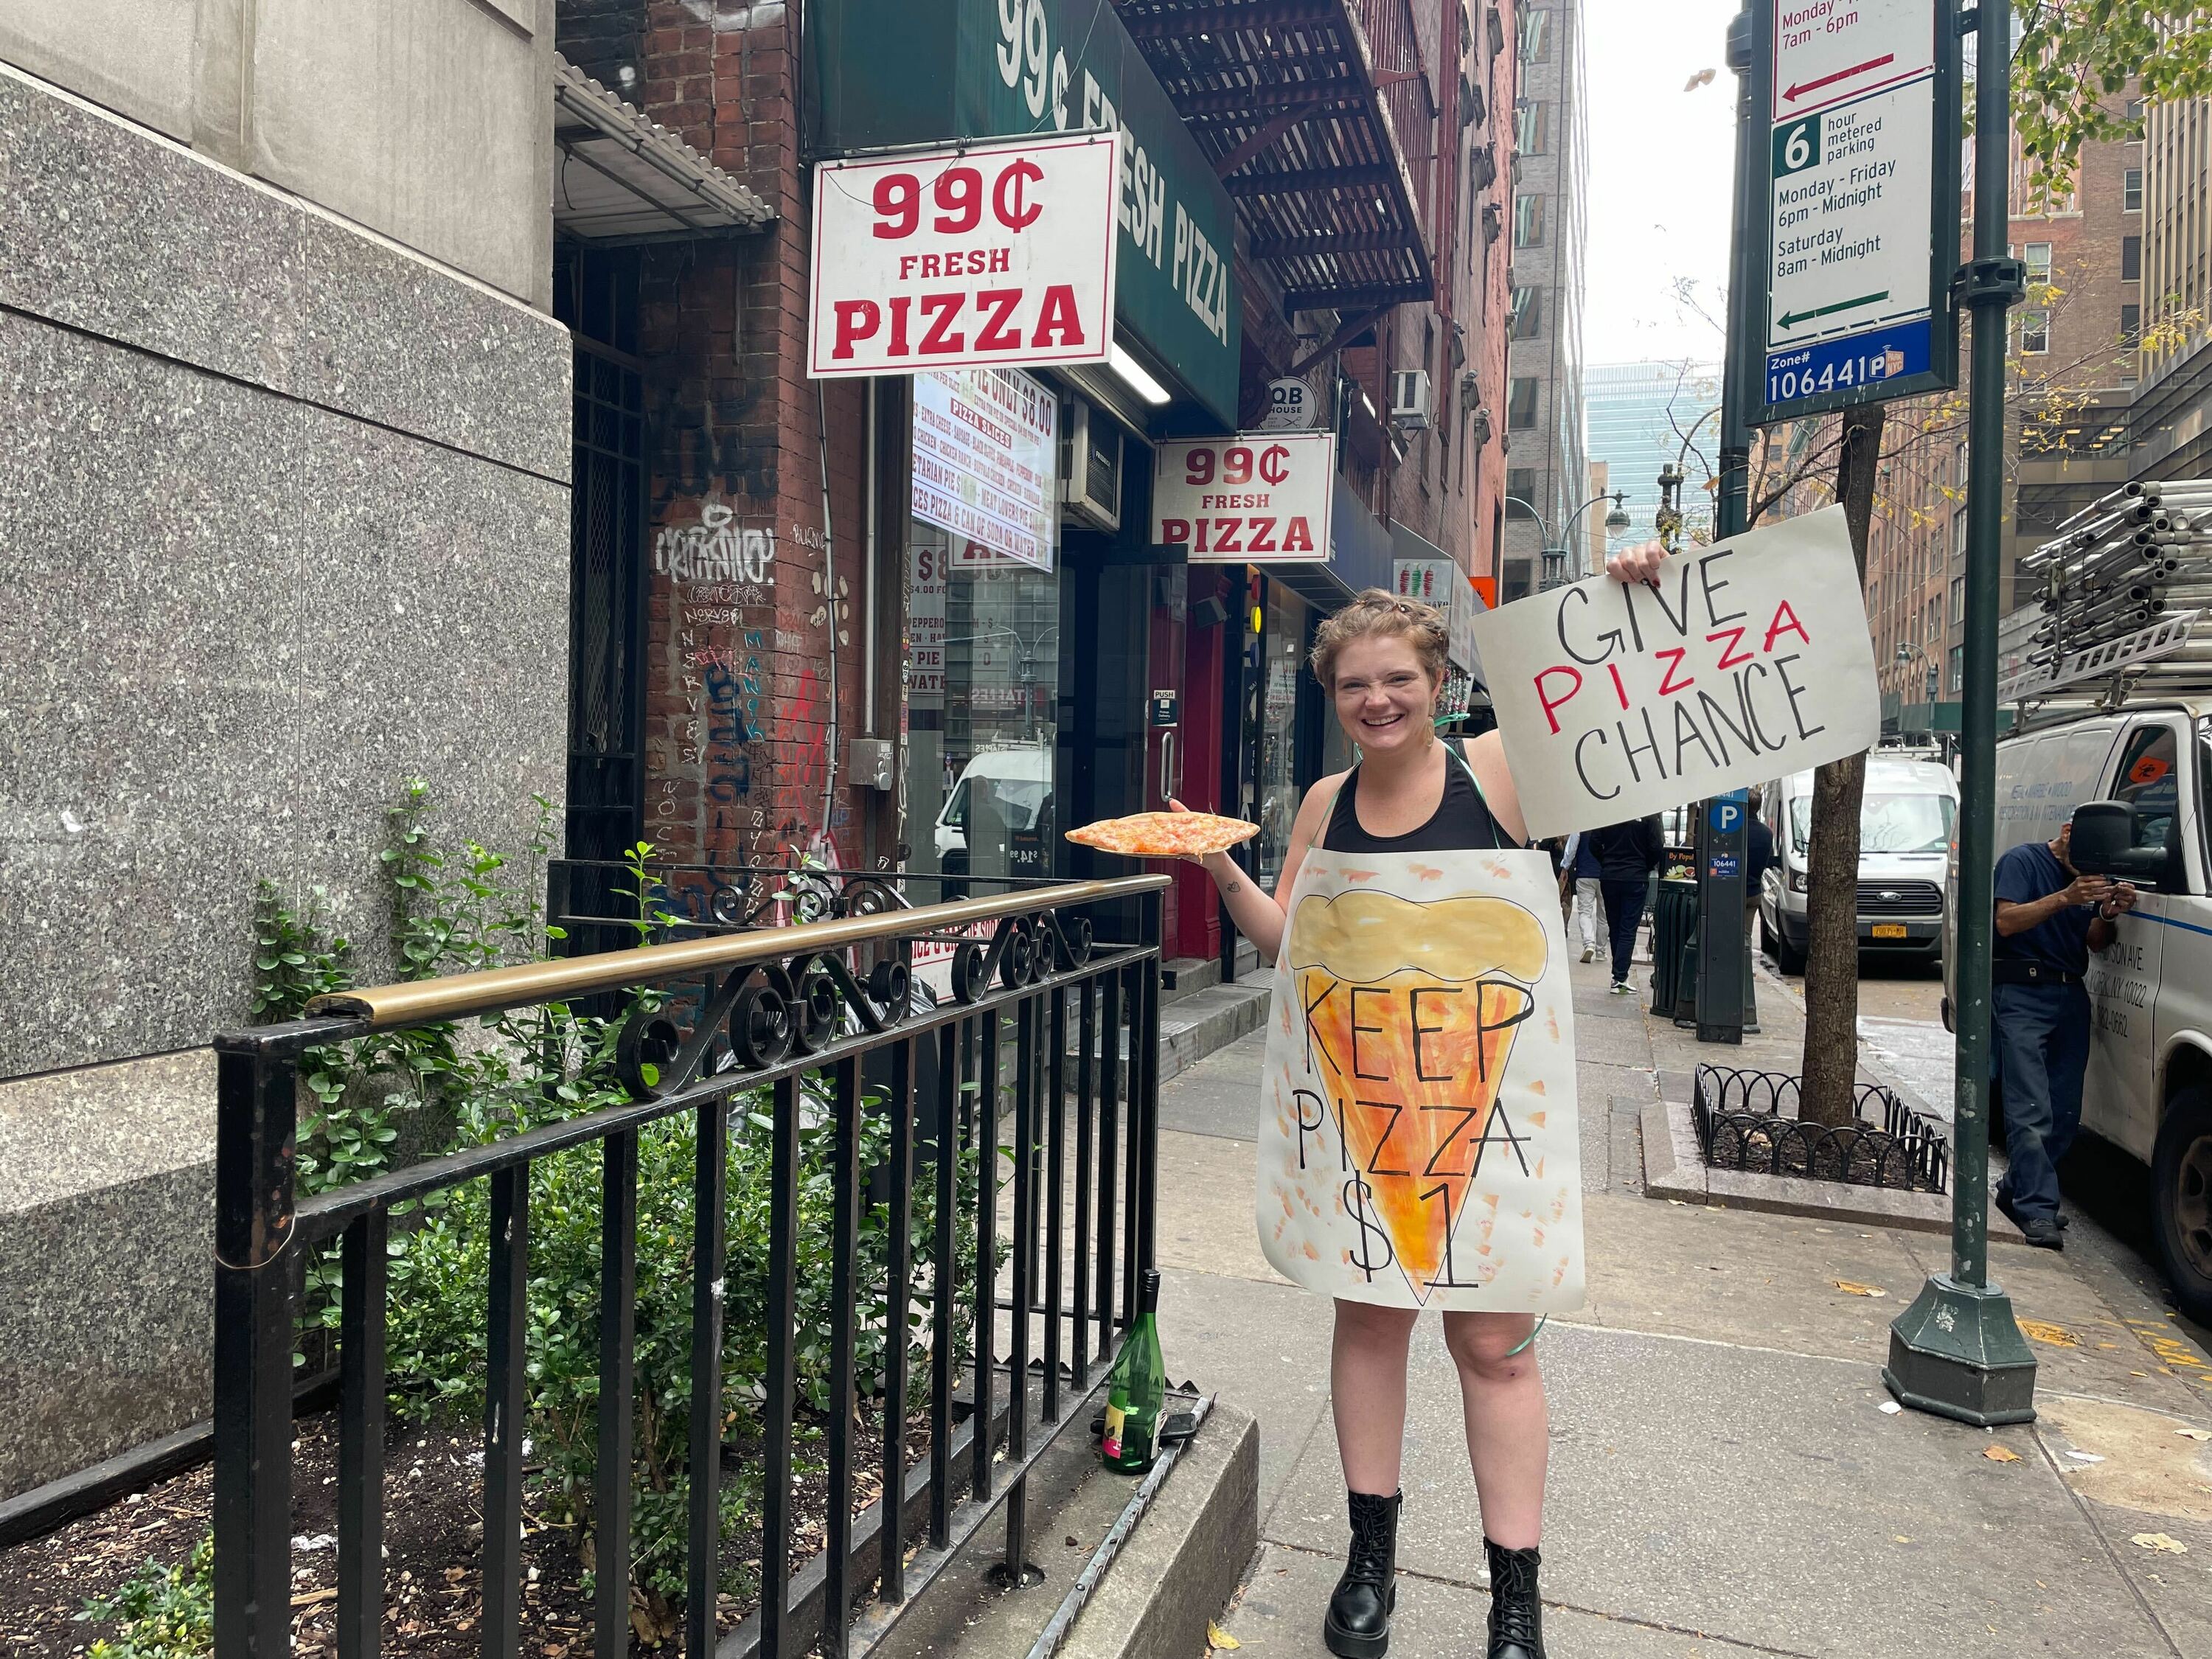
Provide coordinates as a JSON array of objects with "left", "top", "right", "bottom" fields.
[
  {"left": 1745, "top": 787, "right": 1775, "bottom": 940},
  {"left": 1991, "top": 819, "right": 2136, "bottom": 1248},
  {"left": 1582, "top": 815, "right": 1664, "bottom": 994},
  {"left": 1169, "top": 557, "right": 1661, "bottom": 1659},
  {"left": 1559, "top": 829, "right": 1603, "bottom": 963}
]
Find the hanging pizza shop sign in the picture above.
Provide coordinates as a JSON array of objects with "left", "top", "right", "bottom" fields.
[
  {"left": 810, "top": 131, "right": 1121, "bottom": 378},
  {"left": 1151, "top": 434, "right": 1336, "bottom": 563}
]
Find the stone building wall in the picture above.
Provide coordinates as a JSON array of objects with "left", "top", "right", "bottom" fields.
[{"left": 0, "top": 52, "right": 571, "bottom": 1497}]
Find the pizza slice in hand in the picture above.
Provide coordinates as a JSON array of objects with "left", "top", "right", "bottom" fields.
[{"left": 1066, "top": 811, "right": 1259, "bottom": 859}]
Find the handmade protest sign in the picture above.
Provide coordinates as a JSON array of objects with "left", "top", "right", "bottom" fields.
[{"left": 1470, "top": 507, "right": 1879, "bottom": 841}]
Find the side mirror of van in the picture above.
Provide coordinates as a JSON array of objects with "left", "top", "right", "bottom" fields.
[{"left": 2068, "top": 801, "right": 2183, "bottom": 891}]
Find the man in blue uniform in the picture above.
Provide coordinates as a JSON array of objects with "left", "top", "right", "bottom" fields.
[{"left": 1992, "top": 820, "right": 2136, "bottom": 1248}]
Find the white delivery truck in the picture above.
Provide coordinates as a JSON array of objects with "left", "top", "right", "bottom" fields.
[
  {"left": 1947, "top": 476, "right": 2212, "bottom": 1318},
  {"left": 1947, "top": 699, "right": 2212, "bottom": 1321},
  {"left": 1758, "top": 757, "right": 1961, "bottom": 974}
]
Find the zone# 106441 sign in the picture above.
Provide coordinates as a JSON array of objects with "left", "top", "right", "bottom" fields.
[
  {"left": 1754, "top": 0, "right": 1961, "bottom": 423},
  {"left": 810, "top": 131, "right": 1119, "bottom": 378}
]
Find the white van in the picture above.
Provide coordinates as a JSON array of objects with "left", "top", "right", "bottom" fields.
[
  {"left": 1758, "top": 757, "right": 1961, "bottom": 973},
  {"left": 933, "top": 746, "right": 1054, "bottom": 863},
  {"left": 1947, "top": 700, "right": 2212, "bottom": 1321}
]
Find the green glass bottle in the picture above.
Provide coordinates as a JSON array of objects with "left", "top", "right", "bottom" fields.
[{"left": 1102, "top": 1269, "right": 1166, "bottom": 1473}]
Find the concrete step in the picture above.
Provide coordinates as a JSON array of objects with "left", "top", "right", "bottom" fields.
[
  {"left": 865, "top": 1386, "right": 1257, "bottom": 1659},
  {"left": 1159, "top": 956, "right": 1222, "bottom": 1006},
  {"left": 1158, "top": 978, "right": 1271, "bottom": 1086},
  {"left": 1051, "top": 974, "right": 1270, "bottom": 1098}
]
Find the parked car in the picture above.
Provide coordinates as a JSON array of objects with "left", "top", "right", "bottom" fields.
[
  {"left": 1759, "top": 757, "right": 1959, "bottom": 973},
  {"left": 1943, "top": 699, "right": 2212, "bottom": 1321}
]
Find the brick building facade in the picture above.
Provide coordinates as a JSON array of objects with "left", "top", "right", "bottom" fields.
[{"left": 552, "top": 0, "right": 1528, "bottom": 957}]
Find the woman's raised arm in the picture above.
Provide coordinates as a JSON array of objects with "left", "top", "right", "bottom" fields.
[{"left": 1173, "top": 777, "right": 1342, "bottom": 966}]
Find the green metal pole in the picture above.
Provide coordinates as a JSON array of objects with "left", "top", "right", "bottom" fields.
[
  {"left": 1717, "top": 7, "right": 1755, "bottom": 543},
  {"left": 1692, "top": 7, "right": 1759, "bottom": 1045},
  {"left": 1884, "top": 0, "right": 2038, "bottom": 1427}
]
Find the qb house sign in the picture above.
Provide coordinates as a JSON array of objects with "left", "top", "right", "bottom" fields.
[{"left": 809, "top": 0, "right": 1242, "bottom": 427}]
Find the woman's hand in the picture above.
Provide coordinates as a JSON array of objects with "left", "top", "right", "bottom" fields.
[
  {"left": 1606, "top": 540, "right": 1668, "bottom": 590},
  {"left": 1165, "top": 797, "right": 1210, "bottom": 867}
]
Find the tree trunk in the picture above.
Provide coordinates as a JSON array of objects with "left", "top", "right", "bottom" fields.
[{"left": 1798, "top": 404, "right": 1885, "bottom": 1128}]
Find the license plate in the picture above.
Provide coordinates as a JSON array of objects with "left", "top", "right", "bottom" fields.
[{"left": 1871, "top": 923, "right": 1909, "bottom": 939}]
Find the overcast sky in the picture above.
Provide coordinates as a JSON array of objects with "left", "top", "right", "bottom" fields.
[{"left": 1581, "top": 0, "right": 1742, "bottom": 368}]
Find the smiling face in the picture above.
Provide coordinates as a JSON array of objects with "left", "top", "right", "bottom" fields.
[{"left": 1329, "top": 633, "right": 1439, "bottom": 757}]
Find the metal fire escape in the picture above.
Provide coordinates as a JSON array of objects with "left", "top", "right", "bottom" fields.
[{"left": 1112, "top": 0, "right": 1438, "bottom": 317}]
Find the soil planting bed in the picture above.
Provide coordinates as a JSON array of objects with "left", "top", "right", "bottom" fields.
[{"left": 1, "top": 1405, "right": 931, "bottom": 1659}]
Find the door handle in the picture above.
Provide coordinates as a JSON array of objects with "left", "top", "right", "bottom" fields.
[{"left": 1159, "top": 730, "right": 1177, "bottom": 804}]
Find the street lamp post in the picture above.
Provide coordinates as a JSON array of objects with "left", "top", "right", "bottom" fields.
[
  {"left": 1512, "top": 492, "right": 1631, "bottom": 591},
  {"left": 1655, "top": 406, "right": 1724, "bottom": 553}
]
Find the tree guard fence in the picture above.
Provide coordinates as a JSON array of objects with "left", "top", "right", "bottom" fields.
[{"left": 1692, "top": 1064, "right": 1950, "bottom": 1194}]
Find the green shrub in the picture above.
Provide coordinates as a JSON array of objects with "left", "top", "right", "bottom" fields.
[
  {"left": 254, "top": 785, "right": 992, "bottom": 1607},
  {"left": 80, "top": 1536, "right": 214, "bottom": 1659}
]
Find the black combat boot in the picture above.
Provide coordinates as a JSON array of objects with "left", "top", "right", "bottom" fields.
[
  {"left": 1323, "top": 1489, "right": 1401, "bottom": 1658},
  {"left": 1484, "top": 1537, "right": 1546, "bottom": 1659}
]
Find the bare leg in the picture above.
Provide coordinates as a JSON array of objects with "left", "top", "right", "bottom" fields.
[
  {"left": 1331, "top": 1299, "right": 1419, "bottom": 1492},
  {"left": 1442, "top": 1311, "right": 1547, "bottom": 1548}
]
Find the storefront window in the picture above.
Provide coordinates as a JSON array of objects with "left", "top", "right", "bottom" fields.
[
  {"left": 1255, "top": 584, "right": 1310, "bottom": 884},
  {"left": 905, "top": 369, "right": 1060, "bottom": 894}
]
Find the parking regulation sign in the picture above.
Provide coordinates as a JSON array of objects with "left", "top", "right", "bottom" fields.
[{"left": 1752, "top": 0, "right": 1961, "bottom": 424}]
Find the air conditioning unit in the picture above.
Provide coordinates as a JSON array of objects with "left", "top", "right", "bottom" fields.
[
  {"left": 1388, "top": 369, "right": 1433, "bottom": 431},
  {"left": 1061, "top": 399, "right": 1123, "bottom": 531}
]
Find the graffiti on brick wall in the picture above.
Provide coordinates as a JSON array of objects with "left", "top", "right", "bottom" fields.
[
  {"left": 655, "top": 501, "right": 776, "bottom": 587},
  {"left": 646, "top": 477, "right": 862, "bottom": 878}
]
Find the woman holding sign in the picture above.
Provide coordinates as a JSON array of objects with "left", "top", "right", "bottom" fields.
[{"left": 1170, "top": 555, "right": 1659, "bottom": 1659}]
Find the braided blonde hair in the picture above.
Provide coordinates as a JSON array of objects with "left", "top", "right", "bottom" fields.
[{"left": 1310, "top": 588, "right": 1450, "bottom": 693}]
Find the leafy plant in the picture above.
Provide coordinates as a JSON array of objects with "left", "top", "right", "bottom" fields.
[
  {"left": 242, "top": 784, "right": 996, "bottom": 1618},
  {"left": 80, "top": 1536, "right": 214, "bottom": 1659}
]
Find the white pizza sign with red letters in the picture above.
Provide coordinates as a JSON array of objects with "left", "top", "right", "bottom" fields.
[
  {"left": 810, "top": 133, "right": 1119, "bottom": 378},
  {"left": 1151, "top": 433, "right": 1335, "bottom": 563}
]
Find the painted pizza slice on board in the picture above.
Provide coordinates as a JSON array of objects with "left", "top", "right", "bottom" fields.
[{"left": 1288, "top": 889, "right": 1547, "bottom": 1301}]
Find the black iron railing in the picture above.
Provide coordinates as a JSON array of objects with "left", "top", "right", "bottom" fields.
[
  {"left": 1692, "top": 1065, "right": 1951, "bottom": 1194},
  {"left": 212, "top": 876, "right": 1168, "bottom": 1659}
]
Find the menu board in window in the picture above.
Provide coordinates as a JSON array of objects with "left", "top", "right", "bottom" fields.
[{"left": 912, "top": 367, "right": 1060, "bottom": 573}]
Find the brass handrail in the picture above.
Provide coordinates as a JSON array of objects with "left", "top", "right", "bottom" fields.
[{"left": 303, "top": 874, "right": 1172, "bottom": 1031}]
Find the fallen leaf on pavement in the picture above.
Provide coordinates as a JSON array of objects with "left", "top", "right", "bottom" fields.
[
  {"left": 1983, "top": 1446, "right": 2021, "bottom": 1462},
  {"left": 1893, "top": 1534, "right": 1913, "bottom": 1543},
  {"left": 1208, "top": 1622, "right": 1242, "bottom": 1651},
  {"left": 2178, "top": 1428, "right": 2212, "bottom": 1441},
  {"left": 2017, "top": 1318, "right": 2078, "bottom": 1347},
  {"left": 1879, "top": 1401, "right": 1903, "bottom": 1414},
  {"left": 1834, "top": 1280, "right": 1887, "bottom": 1298},
  {"left": 2132, "top": 1533, "right": 2189, "bottom": 1554}
]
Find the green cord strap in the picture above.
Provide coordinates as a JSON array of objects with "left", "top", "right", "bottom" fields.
[{"left": 1502, "top": 1315, "right": 1547, "bottom": 1358}]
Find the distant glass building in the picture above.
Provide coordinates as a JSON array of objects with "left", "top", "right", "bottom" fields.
[
  {"left": 1585, "top": 360, "right": 1722, "bottom": 554},
  {"left": 1501, "top": 1, "right": 1589, "bottom": 599}
]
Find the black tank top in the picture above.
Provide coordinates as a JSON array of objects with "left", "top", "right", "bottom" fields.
[{"left": 1321, "top": 745, "right": 1520, "bottom": 854}]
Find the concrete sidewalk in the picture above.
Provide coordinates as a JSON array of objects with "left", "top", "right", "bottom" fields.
[{"left": 1153, "top": 948, "right": 2212, "bottom": 1658}]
